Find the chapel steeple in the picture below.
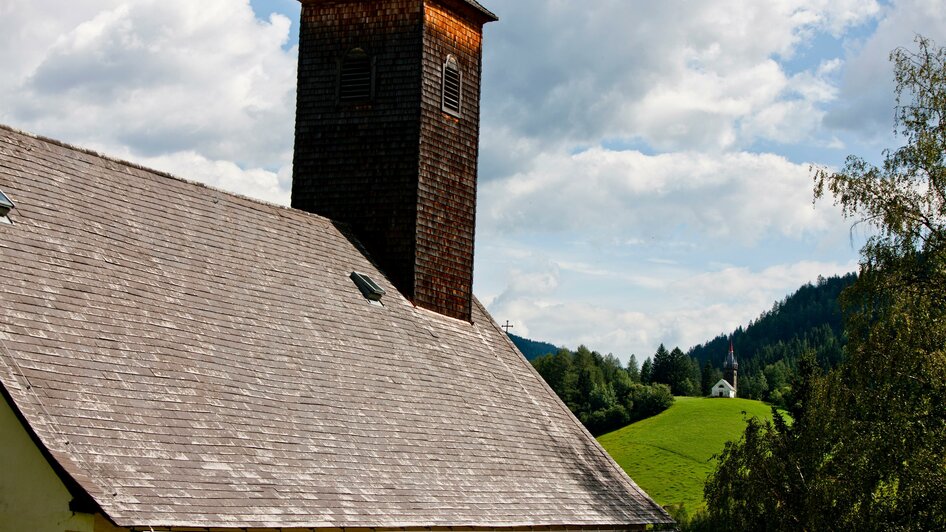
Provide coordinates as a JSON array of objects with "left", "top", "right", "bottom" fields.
[{"left": 724, "top": 338, "right": 738, "bottom": 394}]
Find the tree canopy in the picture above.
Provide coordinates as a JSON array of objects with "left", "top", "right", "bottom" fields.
[
  {"left": 696, "top": 36, "right": 946, "bottom": 531},
  {"left": 531, "top": 346, "right": 674, "bottom": 435}
]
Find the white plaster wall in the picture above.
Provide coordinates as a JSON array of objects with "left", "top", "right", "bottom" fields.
[{"left": 0, "top": 394, "right": 94, "bottom": 532}]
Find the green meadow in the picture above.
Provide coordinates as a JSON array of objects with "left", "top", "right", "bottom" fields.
[{"left": 598, "top": 396, "right": 778, "bottom": 512}]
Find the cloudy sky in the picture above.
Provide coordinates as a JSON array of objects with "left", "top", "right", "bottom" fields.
[{"left": 2, "top": 0, "right": 944, "bottom": 362}]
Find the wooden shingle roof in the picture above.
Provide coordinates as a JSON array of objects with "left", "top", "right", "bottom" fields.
[
  {"left": 457, "top": 0, "right": 499, "bottom": 22},
  {"left": 0, "top": 124, "right": 671, "bottom": 529}
]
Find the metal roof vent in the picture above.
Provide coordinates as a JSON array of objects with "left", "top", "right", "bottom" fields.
[
  {"left": 351, "top": 271, "right": 385, "bottom": 304},
  {"left": 0, "top": 189, "right": 15, "bottom": 225}
]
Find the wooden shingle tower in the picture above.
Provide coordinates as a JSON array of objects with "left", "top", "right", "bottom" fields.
[{"left": 292, "top": 0, "right": 497, "bottom": 321}]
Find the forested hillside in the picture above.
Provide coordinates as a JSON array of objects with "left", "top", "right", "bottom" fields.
[
  {"left": 689, "top": 273, "right": 856, "bottom": 403},
  {"left": 526, "top": 273, "right": 856, "bottom": 428},
  {"left": 508, "top": 333, "right": 558, "bottom": 360}
]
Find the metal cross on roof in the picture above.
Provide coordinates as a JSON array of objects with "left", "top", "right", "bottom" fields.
[{"left": 501, "top": 320, "right": 514, "bottom": 333}]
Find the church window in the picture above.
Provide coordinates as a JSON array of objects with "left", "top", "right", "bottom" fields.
[
  {"left": 442, "top": 55, "right": 462, "bottom": 117},
  {"left": 339, "top": 48, "right": 373, "bottom": 104}
]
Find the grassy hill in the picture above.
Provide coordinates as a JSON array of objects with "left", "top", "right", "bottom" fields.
[{"left": 598, "top": 397, "right": 778, "bottom": 512}]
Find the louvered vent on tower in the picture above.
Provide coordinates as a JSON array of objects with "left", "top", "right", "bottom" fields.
[
  {"left": 442, "top": 55, "right": 462, "bottom": 116},
  {"left": 339, "top": 48, "right": 372, "bottom": 103}
]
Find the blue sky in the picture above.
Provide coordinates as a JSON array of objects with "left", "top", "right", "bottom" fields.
[{"left": 1, "top": 0, "right": 944, "bottom": 361}]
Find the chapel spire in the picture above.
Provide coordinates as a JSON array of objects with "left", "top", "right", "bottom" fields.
[{"left": 724, "top": 338, "right": 738, "bottom": 394}]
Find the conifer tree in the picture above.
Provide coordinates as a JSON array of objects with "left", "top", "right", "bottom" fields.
[{"left": 627, "top": 354, "right": 641, "bottom": 382}]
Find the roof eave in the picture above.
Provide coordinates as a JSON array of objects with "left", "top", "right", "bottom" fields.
[
  {"left": 0, "top": 385, "right": 111, "bottom": 523},
  {"left": 457, "top": 0, "right": 499, "bottom": 23}
]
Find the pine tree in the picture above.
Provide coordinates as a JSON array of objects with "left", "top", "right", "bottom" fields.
[
  {"left": 640, "top": 357, "right": 654, "bottom": 384},
  {"left": 627, "top": 354, "right": 641, "bottom": 382}
]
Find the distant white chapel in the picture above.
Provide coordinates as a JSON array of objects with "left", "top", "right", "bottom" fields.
[{"left": 712, "top": 340, "right": 739, "bottom": 398}]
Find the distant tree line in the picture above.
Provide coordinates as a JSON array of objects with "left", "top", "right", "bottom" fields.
[
  {"left": 530, "top": 271, "right": 856, "bottom": 439},
  {"left": 640, "top": 344, "right": 703, "bottom": 396},
  {"left": 507, "top": 333, "right": 559, "bottom": 360},
  {"left": 529, "top": 311, "right": 849, "bottom": 440},
  {"left": 531, "top": 346, "right": 673, "bottom": 435}
]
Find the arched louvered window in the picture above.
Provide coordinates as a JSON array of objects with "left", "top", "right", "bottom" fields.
[
  {"left": 442, "top": 55, "right": 462, "bottom": 117},
  {"left": 339, "top": 48, "right": 372, "bottom": 104}
]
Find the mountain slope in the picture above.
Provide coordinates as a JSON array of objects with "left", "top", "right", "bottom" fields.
[
  {"left": 508, "top": 333, "right": 559, "bottom": 360},
  {"left": 689, "top": 273, "right": 856, "bottom": 388},
  {"left": 598, "top": 397, "right": 778, "bottom": 512}
]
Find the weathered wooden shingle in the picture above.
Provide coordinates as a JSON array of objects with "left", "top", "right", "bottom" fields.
[
  {"left": 293, "top": 0, "right": 492, "bottom": 323},
  {"left": 0, "top": 126, "right": 671, "bottom": 529},
  {"left": 456, "top": 0, "right": 498, "bottom": 22}
]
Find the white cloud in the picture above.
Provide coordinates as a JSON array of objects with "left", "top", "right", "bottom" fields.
[
  {"left": 479, "top": 148, "right": 843, "bottom": 244},
  {"left": 482, "top": 0, "right": 881, "bottom": 163},
  {"left": 0, "top": 0, "right": 297, "bottom": 190},
  {"left": 0, "top": 0, "right": 885, "bottom": 361},
  {"left": 824, "top": 0, "right": 946, "bottom": 137}
]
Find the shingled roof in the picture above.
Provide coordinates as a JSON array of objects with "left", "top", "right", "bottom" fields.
[
  {"left": 456, "top": 0, "right": 499, "bottom": 22},
  {"left": 0, "top": 124, "right": 672, "bottom": 529}
]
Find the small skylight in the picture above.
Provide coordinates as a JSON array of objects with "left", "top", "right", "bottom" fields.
[
  {"left": 351, "top": 271, "right": 385, "bottom": 304},
  {"left": 0, "top": 189, "right": 15, "bottom": 224}
]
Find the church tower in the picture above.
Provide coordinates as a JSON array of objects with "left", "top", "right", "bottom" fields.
[
  {"left": 724, "top": 339, "right": 738, "bottom": 395},
  {"left": 291, "top": 0, "right": 497, "bottom": 322}
]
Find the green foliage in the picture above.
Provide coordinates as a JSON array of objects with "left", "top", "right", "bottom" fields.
[
  {"left": 650, "top": 344, "right": 703, "bottom": 396},
  {"left": 626, "top": 354, "right": 641, "bottom": 382},
  {"left": 626, "top": 381, "right": 674, "bottom": 419},
  {"left": 598, "top": 397, "right": 778, "bottom": 514},
  {"left": 700, "top": 361, "right": 721, "bottom": 396},
  {"left": 809, "top": 36, "right": 946, "bottom": 529},
  {"left": 640, "top": 356, "right": 654, "bottom": 383},
  {"left": 697, "top": 354, "right": 828, "bottom": 531},
  {"left": 531, "top": 346, "right": 674, "bottom": 435},
  {"left": 701, "top": 36, "right": 946, "bottom": 531}
]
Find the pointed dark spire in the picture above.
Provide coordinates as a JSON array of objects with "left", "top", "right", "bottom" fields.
[
  {"left": 724, "top": 337, "right": 738, "bottom": 370},
  {"left": 724, "top": 337, "right": 739, "bottom": 394}
]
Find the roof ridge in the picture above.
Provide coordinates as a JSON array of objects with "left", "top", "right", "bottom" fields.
[{"left": 0, "top": 122, "right": 334, "bottom": 226}]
